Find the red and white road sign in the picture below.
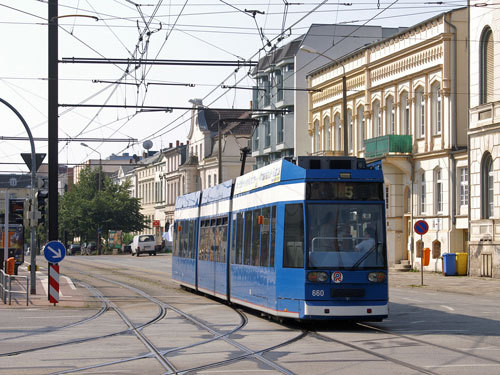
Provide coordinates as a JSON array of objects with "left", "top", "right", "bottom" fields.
[{"left": 49, "top": 263, "right": 59, "bottom": 304}]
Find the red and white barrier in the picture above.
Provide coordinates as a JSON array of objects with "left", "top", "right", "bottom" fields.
[{"left": 49, "top": 263, "right": 59, "bottom": 304}]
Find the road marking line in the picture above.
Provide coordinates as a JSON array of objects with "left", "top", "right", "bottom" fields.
[{"left": 63, "top": 276, "right": 77, "bottom": 290}]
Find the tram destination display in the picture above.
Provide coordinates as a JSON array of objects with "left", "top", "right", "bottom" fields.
[{"left": 306, "top": 182, "right": 384, "bottom": 201}]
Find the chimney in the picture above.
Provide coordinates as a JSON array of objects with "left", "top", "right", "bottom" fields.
[
  {"left": 169, "top": 142, "right": 173, "bottom": 148},
  {"left": 176, "top": 140, "right": 180, "bottom": 147}
]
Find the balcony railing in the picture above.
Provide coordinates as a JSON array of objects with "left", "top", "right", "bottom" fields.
[{"left": 364, "top": 135, "right": 412, "bottom": 158}]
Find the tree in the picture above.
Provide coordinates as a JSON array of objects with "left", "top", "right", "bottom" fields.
[{"left": 59, "top": 167, "right": 147, "bottom": 245}]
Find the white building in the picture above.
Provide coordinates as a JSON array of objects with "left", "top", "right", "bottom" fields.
[{"left": 468, "top": 0, "right": 500, "bottom": 278}]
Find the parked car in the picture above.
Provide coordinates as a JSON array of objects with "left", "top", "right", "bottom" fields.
[
  {"left": 123, "top": 243, "right": 132, "bottom": 253},
  {"left": 68, "top": 243, "right": 80, "bottom": 256},
  {"left": 132, "top": 235, "right": 157, "bottom": 256}
]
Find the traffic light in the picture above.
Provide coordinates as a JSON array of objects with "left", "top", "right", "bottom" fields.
[
  {"left": 36, "top": 190, "right": 48, "bottom": 225},
  {"left": 9, "top": 199, "right": 25, "bottom": 225}
]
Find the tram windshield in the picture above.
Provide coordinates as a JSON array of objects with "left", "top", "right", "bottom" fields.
[{"left": 306, "top": 203, "right": 385, "bottom": 269}]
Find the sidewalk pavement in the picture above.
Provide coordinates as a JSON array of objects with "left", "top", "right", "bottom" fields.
[
  {"left": 0, "top": 264, "right": 93, "bottom": 309},
  {"left": 389, "top": 270, "right": 500, "bottom": 299}
]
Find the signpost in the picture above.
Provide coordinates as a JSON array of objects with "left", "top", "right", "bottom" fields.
[
  {"left": 43, "top": 241, "right": 66, "bottom": 305},
  {"left": 414, "top": 220, "right": 429, "bottom": 286}
]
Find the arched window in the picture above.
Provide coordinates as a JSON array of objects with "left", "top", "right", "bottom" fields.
[
  {"left": 482, "top": 152, "right": 494, "bottom": 218},
  {"left": 324, "top": 116, "right": 331, "bottom": 151},
  {"left": 334, "top": 113, "right": 341, "bottom": 150},
  {"left": 347, "top": 109, "right": 353, "bottom": 153},
  {"left": 480, "top": 27, "right": 494, "bottom": 104},
  {"left": 400, "top": 91, "right": 410, "bottom": 135},
  {"left": 415, "top": 87, "right": 425, "bottom": 137},
  {"left": 314, "top": 119, "right": 320, "bottom": 152},
  {"left": 357, "top": 105, "right": 365, "bottom": 149},
  {"left": 386, "top": 96, "right": 395, "bottom": 134},
  {"left": 372, "top": 100, "right": 381, "bottom": 137},
  {"left": 431, "top": 83, "right": 441, "bottom": 135}
]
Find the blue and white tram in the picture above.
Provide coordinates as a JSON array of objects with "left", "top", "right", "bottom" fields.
[{"left": 172, "top": 156, "right": 388, "bottom": 321}]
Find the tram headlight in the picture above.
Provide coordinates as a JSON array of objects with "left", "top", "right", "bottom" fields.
[
  {"left": 367, "top": 272, "right": 387, "bottom": 283},
  {"left": 307, "top": 271, "right": 329, "bottom": 283}
]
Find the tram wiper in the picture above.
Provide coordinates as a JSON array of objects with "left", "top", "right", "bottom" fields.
[{"left": 350, "top": 243, "right": 381, "bottom": 270}]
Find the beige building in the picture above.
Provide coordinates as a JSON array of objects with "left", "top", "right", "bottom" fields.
[
  {"left": 187, "top": 100, "right": 256, "bottom": 189},
  {"left": 468, "top": 0, "right": 500, "bottom": 278},
  {"left": 305, "top": 9, "right": 469, "bottom": 268}
]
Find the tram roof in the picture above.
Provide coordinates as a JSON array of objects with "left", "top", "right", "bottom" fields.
[
  {"left": 175, "top": 190, "right": 201, "bottom": 209},
  {"left": 234, "top": 158, "right": 383, "bottom": 195},
  {"left": 201, "top": 180, "right": 233, "bottom": 205}
]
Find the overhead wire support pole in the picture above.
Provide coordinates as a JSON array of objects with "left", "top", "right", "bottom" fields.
[
  {"left": 48, "top": 0, "right": 59, "bottom": 243},
  {"left": 0, "top": 98, "right": 37, "bottom": 294}
]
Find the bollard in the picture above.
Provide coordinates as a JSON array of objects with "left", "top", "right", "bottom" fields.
[{"left": 6, "top": 257, "right": 15, "bottom": 275}]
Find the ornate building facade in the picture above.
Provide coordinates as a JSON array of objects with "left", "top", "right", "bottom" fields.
[
  {"left": 468, "top": 1, "right": 500, "bottom": 277},
  {"left": 305, "top": 9, "right": 468, "bottom": 268}
]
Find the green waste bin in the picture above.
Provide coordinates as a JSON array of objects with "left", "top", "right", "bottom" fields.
[{"left": 456, "top": 252, "right": 468, "bottom": 276}]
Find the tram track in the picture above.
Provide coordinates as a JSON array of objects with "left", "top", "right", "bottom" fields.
[
  {"left": 89, "top": 274, "right": 300, "bottom": 375},
  {"left": 357, "top": 322, "right": 500, "bottom": 366},
  {"left": 308, "top": 330, "right": 441, "bottom": 375},
  {"left": 3, "top": 260, "right": 299, "bottom": 375}
]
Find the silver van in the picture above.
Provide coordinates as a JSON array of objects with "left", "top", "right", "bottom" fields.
[{"left": 132, "top": 234, "right": 157, "bottom": 256}]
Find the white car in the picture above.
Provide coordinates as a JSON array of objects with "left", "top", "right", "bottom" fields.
[{"left": 132, "top": 234, "right": 157, "bottom": 256}]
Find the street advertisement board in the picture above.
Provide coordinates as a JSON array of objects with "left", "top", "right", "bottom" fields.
[
  {"left": 0, "top": 224, "right": 24, "bottom": 266},
  {"left": 109, "top": 230, "right": 123, "bottom": 249}
]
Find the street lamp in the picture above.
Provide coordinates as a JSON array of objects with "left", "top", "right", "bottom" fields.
[
  {"left": 81, "top": 142, "right": 102, "bottom": 254},
  {"left": 300, "top": 45, "right": 348, "bottom": 156}
]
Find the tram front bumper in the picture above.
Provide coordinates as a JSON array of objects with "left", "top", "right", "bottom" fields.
[{"left": 304, "top": 301, "right": 388, "bottom": 318}]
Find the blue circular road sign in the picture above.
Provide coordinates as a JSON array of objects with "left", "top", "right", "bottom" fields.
[
  {"left": 43, "top": 241, "right": 66, "bottom": 263},
  {"left": 414, "top": 220, "right": 429, "bottom": 235}
]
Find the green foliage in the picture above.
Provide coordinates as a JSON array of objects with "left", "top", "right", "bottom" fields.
[
  {"left": 59, "top": 167, "right": 147, "bottom": 242},
  {"left": 122, "top": 232, "right": 134, "bottom": 245}
]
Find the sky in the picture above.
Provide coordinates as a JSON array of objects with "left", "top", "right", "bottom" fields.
[{"left": 0, "top": 0, "right": 467, "bottom": 174}]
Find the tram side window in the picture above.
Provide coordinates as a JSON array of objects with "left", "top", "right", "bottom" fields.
[
  {"left": 215, "top": 219, "right": 221, "bottom": 262},
  {"left": 283, "top": 204, "right": 304, "bottom": 268},
  {"left": 187, "top": 221, "right": 193, "bottom": 259},
  {"left": 260, "top": 207, "right": 271, "bottom": 267},
  {"left": 199, "top": 221, "right": 207, "bottom": 261},
  {"left": 231, "top": 216, "right": 237, "bottom": 263},
  {"left": 190, "top": 220, "right": 196, "bottom": 259},
  {"left": 270, "top": 206, "right": 276, "bottom": 267},
  {"left": 235, "top": 212, "right": 244, "bottom": 264},
  {"left": 210, "top": 220, "right": 217, "bottom": 261},
  {"left": 219, "top": 217, "right": 228, "bottom": 263},
  {"left": 251, "top": 209, "right": 261, "bottom": 266},
  {"left": 243, "top": 211, "right": 253, "bottom": 265}
]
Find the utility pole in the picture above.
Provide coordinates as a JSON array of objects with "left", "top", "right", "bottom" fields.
[{"left": 48, "top": 0, "right": 58, "bottom": 242}]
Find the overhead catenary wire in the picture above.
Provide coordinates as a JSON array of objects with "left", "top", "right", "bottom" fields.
[{"left": 0, "top": 0, "right": 470, "bottom": 170}]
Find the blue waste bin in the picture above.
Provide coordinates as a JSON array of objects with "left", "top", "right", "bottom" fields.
[{"left": 442, "top": 253, "right": 457, "bottom": 276}]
